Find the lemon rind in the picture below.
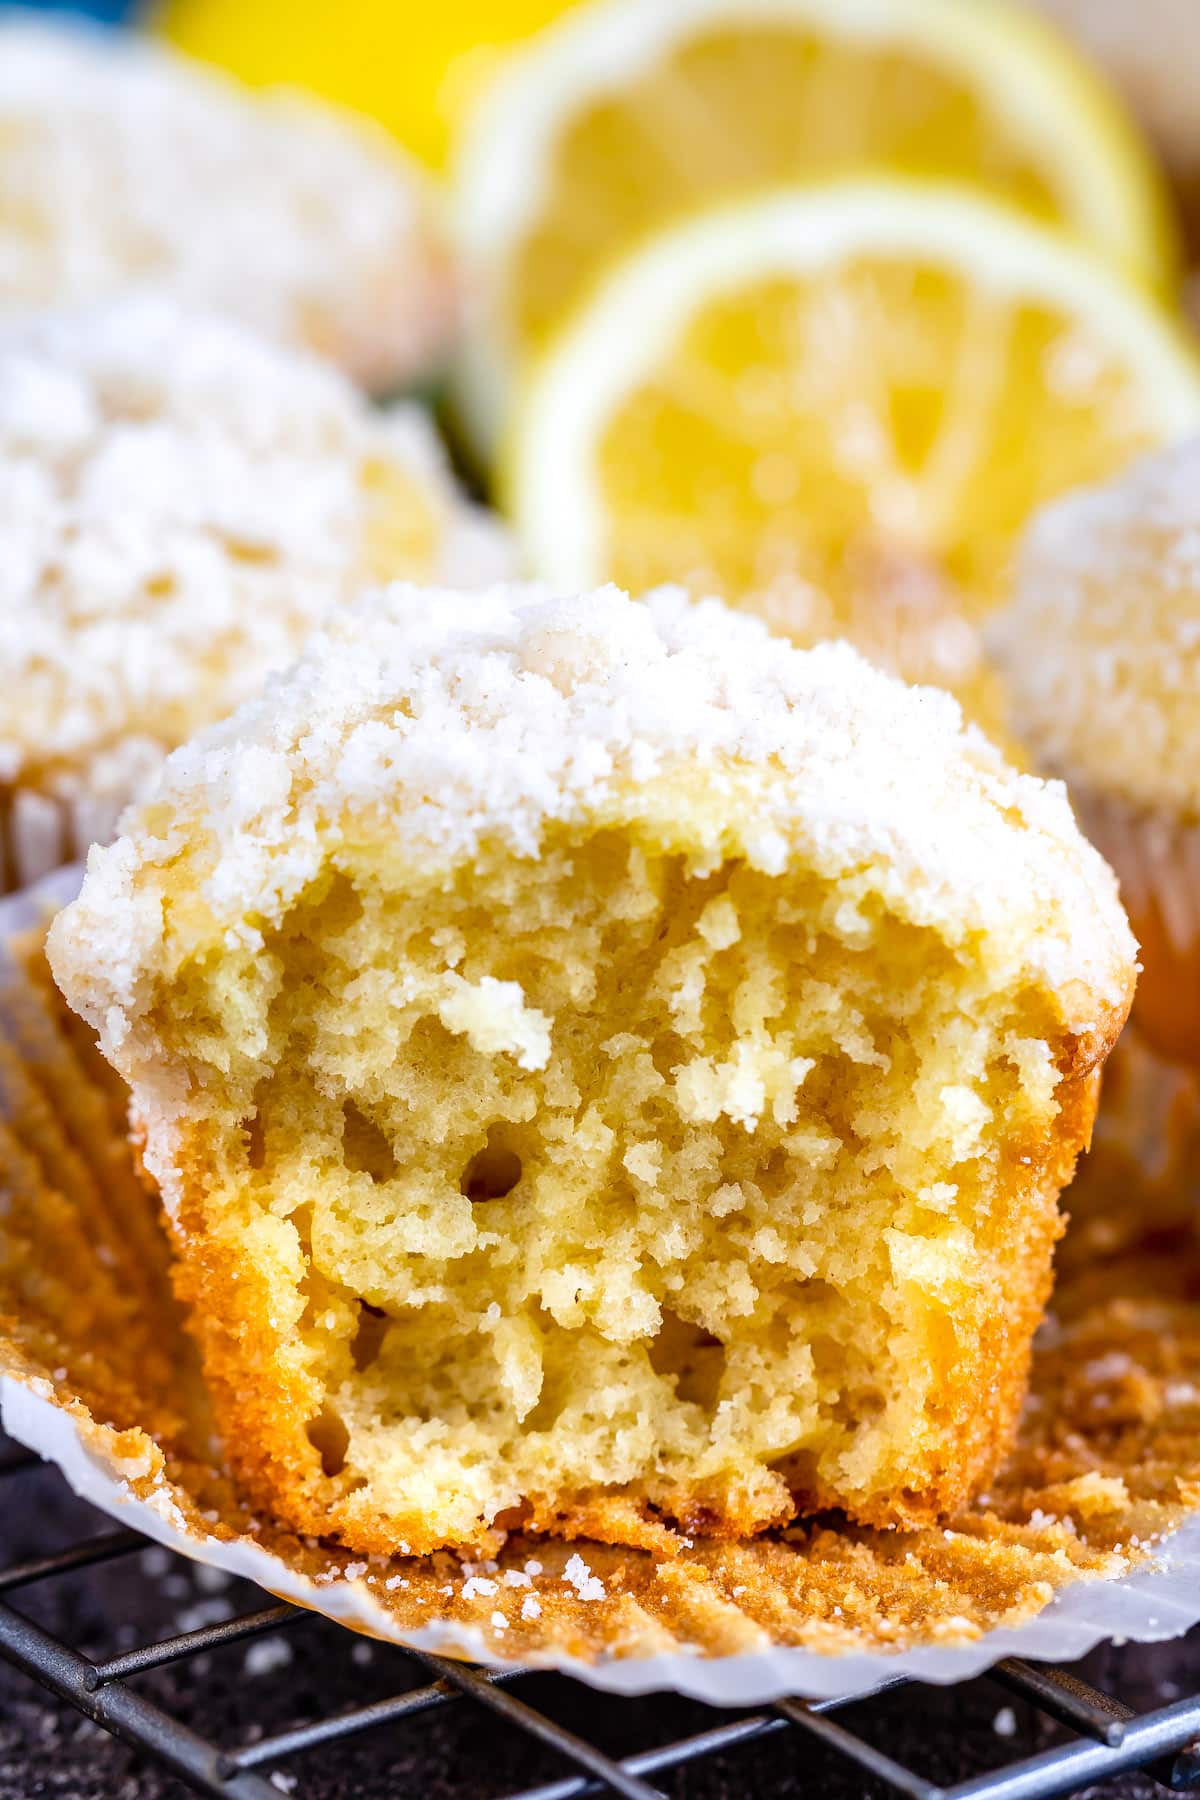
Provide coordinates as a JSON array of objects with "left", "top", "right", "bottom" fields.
[
  {"left": 509, "top": 178, "right": 1200, "bottom": 589},
  {"left": 453, "top": 0, "right": 1178, "bottom": 453}
]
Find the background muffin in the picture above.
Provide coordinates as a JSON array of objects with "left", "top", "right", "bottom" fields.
[
  {"left": 742, "top": 546, "right": 1013, "bottom": 749},
  {"left": 1029, "top": 0, "right": 1200, "bottom": 248},
  {"left": 49, "top": 582, "right": 1135, "bottom": 1558},
  {"left": 0, "top": 295, "right": 510, "bottom": 887},
  {"left": 989, "top": 438, "right": 1200, "bottom": 1066},
  {"left": 0, "top": 16, "right": 456, "bottom": 390}
]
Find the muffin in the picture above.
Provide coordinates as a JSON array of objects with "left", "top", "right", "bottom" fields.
[
  {"left": 1029, "top": 0, "right": 1200, "bottom": 247},
  {"left": 990, "top": 439, "right": 1200, "bottom": 1067},
  {"left": 0, "top": 17, "right": 455, "bottom": 390},
  {"left": 743, "top": 546, "right": 1012, "bottom": 749},
  {"left": 48, "top": 583, "right": 1135, "bottom": 1558},
  {"left": 0, "top": 295, "right": 510, "bottom": 888}
]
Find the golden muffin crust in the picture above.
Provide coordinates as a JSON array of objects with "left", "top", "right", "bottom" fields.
[
  {"left": 0, "top": 17, "right": 455, "bottom": 389},
  {"left": 0, "top": 296, "right": 509, "bottom": 862},
  {"left": 6, "top": 926, "right": 1198, "bottom": 1670},
  {"left": 49, "top": 583, "right": 1135, "bottom": 1557}
]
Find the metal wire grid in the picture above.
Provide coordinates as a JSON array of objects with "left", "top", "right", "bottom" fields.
[{"left": 3, "top": 1449, "right": 1200, "bottom": 1800}]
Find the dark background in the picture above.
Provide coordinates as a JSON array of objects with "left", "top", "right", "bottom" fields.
[{"left": 3, "top": 1433, "right": 1199, "bottom": 1799}]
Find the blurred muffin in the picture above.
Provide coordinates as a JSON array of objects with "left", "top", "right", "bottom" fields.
[
  {"left": 49, "top": 583, "right": 1134, "bottom": 1557},
  {"left": 990, "top": 439, "right": 1200, "bottom": 1066},
  {"left": 744, "top": 546, "right": 1012, "bottom": 750},
  {"left": 0, "top": 17, "right": 455, "bottom": 390},
  {"left": 0, "top": 295, "right": 510, "bottom": 888},
  {"left": 1029, "top": 0, "right": 1200, "bottom": 246}
]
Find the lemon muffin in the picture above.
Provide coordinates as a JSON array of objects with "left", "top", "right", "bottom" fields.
[
  {"left": 48, "top": 583, "right": 1135, "bottom": 1557},
  {"left": 990, "top": 439, "right": 1200, "bottom": 1066},
  {"left": 744, "top": 547, "right": 1012, "bottom": 748},
  {"left": 0, "top": 17, "right": 454, "bottom": 389},
  {"left": 1030, "top": 0, "right": 1200, "bottom": 242},
  {"left": 0, "top": 295, "right": 509, "bottom": 888}
]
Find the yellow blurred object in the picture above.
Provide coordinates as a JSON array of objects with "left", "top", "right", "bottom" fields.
[
  {"left": 155, "top": 0, "right": 577, "bottom": 168},
  {"left": 453, "top": 0, "right": 1179, "bottom": 454},
  {"left": 510, "top": 181, "right": 1200, "bottom": 618}
]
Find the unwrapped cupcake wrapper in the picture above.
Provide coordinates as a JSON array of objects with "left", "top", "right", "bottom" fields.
[
  {"left": 1, "top": 786, "right": 110, "bottom": 895},
  {"left": 1078, "top": 792, "right": 1200, "bottom": 961},
  {"left": 7, "top": 867, "right": 1200, "bottom": 1702},
  {"left": 0, "top": 739, "right": 168, "bottom": 895}
]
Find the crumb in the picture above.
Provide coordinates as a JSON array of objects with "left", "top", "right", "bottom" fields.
[{"left": 243, "top": 1638, "right": 293, "bottom": 1678}]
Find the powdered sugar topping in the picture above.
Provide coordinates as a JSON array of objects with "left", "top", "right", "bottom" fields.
[
  {"left": 990, "top": 437, "right": 1200, "bottom": 817},
  {"left": 54, "top": 582, "right": 1135, "bottom": 1060},
  {"left": 0, "top": 16, "right": 455, "bottom": 387}
]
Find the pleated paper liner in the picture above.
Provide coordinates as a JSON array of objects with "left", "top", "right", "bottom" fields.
[
  {"left": 0, "top": 738, "right": 167, "bottom": 896},
  {"left": 6, "top": 870, "right": 1200, "bottom": 1703},
  {"left": 1075, "top": 790, "right": 1200, "bottom": 1071}
]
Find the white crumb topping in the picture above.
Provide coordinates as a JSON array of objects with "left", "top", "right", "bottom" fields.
[
  {"left": 0, "top": 17, "right": 455, "bottom": 388},
  {"left": 242, "top": 1636, "right": 293, "bottom": 1677},
  {"left": 438, "top": 977, "right": 553, "bottom": 1071},
  {"left": 0, "top": 295, "right": 509, "bottom": 797},
  {"left": 563, "top": 1554, "right": 606, "bottom": 1601},
  {"left": 990, "top": 438, "right": 1200, "bottom": 818},
  {"left": 51, "top": 583, "right": 1136, "bottom": 1088}
]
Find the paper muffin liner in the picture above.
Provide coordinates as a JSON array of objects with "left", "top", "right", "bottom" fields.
[
  {"left": 7, "top": 867, "right": 1200, "bottom": 1702},
  {"left": 1075, "top": 790, "right": 1200, "bottom": 1071},
  {"left": 0, "top": 739, "right": 168, "bottom": 896},
  {"left": 2, "top": 785, "right": 107, "bottom": 895}
]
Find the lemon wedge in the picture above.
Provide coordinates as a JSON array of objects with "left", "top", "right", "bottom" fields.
[
  {"left": 510, "top": 181, "right": 1200, "bottom": 614},
  {"left": 455, "top": 0, "right": 1178, "bottom": 450}
]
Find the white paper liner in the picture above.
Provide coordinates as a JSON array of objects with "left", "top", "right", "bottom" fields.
[
  {"left": 0, "top": 742, "right": 168, "bottom": 895},
  {"left": 8, "top": 1367, "right": 1200, "bottom": 1704},
  {"left": 6, "top": 863, "right": 1200, "bottom": 1704}
]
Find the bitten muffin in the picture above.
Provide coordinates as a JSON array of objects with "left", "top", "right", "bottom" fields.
[
  {"left": 0, "top": 296, "right": 510, "bottom": 888},
  {"left": 49, "top": 584, "right": 1135, "bottom": 1558},
  {"left": 0, "top": 17, "right": 455, "bottom": 389},
  {"left": 990, "top": 439, "right": 1200, "bottom": 1066}
]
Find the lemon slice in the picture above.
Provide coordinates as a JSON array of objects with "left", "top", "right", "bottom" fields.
[
  {"left": 455, "top": 0, "right": 1178, "bottom": 448},
  {"left": 510, "top": 181, "right": 1200, "bottom": 614}
]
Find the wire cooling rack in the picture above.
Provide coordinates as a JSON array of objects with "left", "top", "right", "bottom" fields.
[{"left": 3, "top": 1445, "right": 1200, "bottom": 1799}]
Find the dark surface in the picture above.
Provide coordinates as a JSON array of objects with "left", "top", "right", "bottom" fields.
[{"left": 2, "top": 1438, "right": 1199, "bottom": 1800}]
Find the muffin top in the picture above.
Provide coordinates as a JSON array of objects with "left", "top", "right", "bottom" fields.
[
  {"left": 742, "top": 547, "right": 1010, "bottom": 746},
  {"left": 0, "top": 296, "right": 509, "bottom": 796},
  {"left": 0, "top": 17, "right": 455, "bottom": 389},
  {"left": 990, "top": 438, "right": 1200, "bottom": 820},
  {"left": 52, "top": 581, "right": 1135, "bottom": 1065}
]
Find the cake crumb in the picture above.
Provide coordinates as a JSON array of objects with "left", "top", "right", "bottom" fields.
[{"left": 243, "top": 1638, "right": 293, "bottom": 1678}]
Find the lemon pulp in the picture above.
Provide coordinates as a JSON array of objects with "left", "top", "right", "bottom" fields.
[{"left": 512, "top": 183, "right": 1200, "bottom": 615}]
